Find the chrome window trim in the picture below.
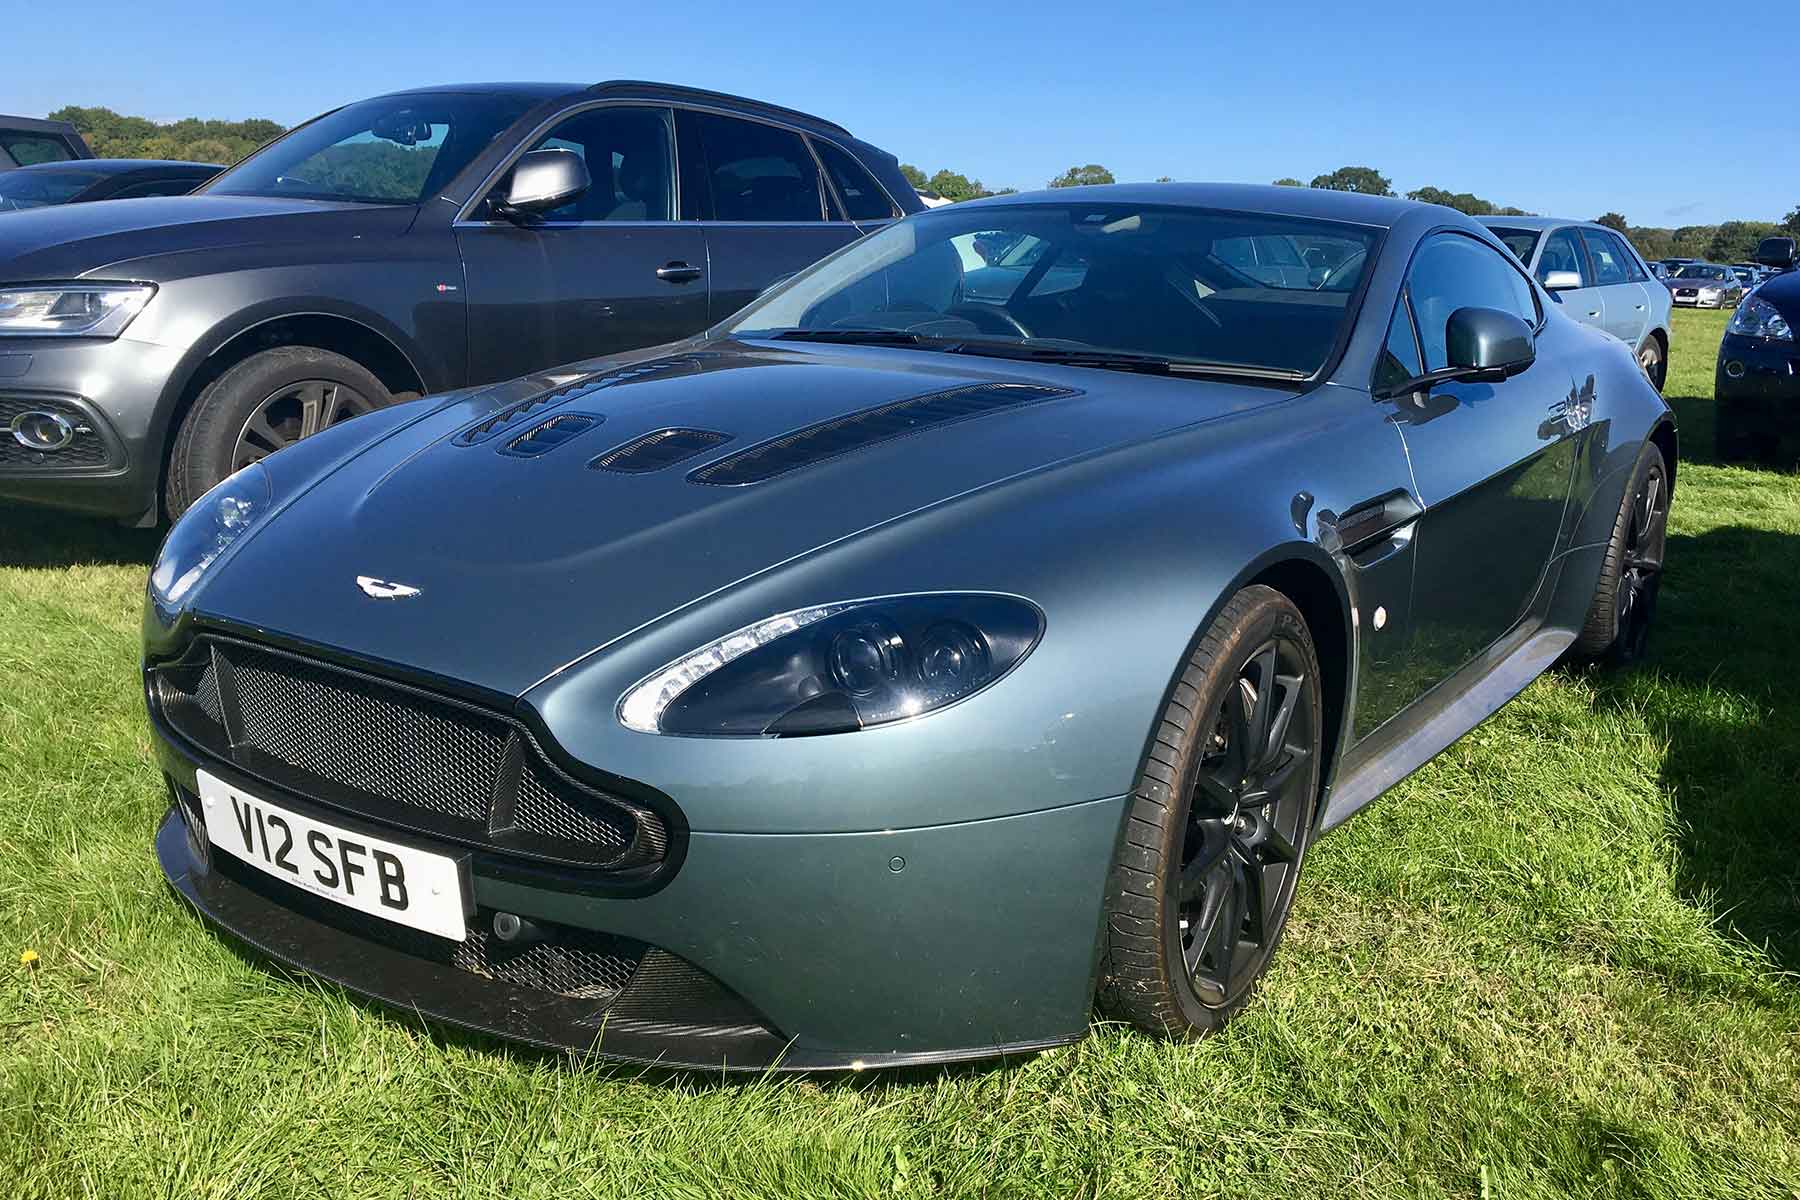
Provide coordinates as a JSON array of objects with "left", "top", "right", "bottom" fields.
[{"left": 453, "top": 97, "right": 881, "bottom": 227}]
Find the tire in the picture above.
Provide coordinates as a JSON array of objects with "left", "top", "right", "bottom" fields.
[
  {"left": 164, "top": 346, "right": 392, "bottom": 518},
  {"left": 1572, "top": 442, "right": 1670, "bottom": 665},
  {"left": 1098, "top": 585, "right": 1324, "bottom": 1038},
  {"left": 1635, "top": 335, "right": 1666, "bottom": 392}
]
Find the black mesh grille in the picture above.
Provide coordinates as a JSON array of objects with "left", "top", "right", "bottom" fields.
[
  {"left": 0, "top": 395, "right": 115, "bottom": 468},
  {"left": 589, "top": 427, "right": 731, "bottom": 473},
  {"left": 688, "top": 382, "right": 1076, "bottom": 486},
  {"left": 151, "top": 638, "right": 665, "bottom": 871}
]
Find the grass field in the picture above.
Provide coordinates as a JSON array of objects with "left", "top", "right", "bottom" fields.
[{"left": 3, "top": 307, "right": 1797, "bottom": 1198}]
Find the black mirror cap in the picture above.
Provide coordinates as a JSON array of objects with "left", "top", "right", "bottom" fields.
[
  {"left": 501, "top": 148, "right": 592, "bottom": 216},
  {"left": 1446, "top": 306, "right": 1536, "bottom": 376},
  {"left": 1754, "top": 236, "right": 1797, "bottom": 271}
]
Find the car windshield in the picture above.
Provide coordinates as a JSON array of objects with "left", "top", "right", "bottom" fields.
[
  {"left": 0, "top": 166, "right": 108, "bottom": 210},
  {"left": 1488, "top": 227, "right": 1541, "bottom": 264},
  {"left": 1674, "top": 265, "right": 1730, "bottom": 280},
  {"left": 204, "top": 93, "right": 535, "bottom": 206},
  {"left": 720, "top": 203, "right": 1381, "bottom": 378}
]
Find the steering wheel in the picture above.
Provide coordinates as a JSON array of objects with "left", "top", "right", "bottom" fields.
[{"left": 946, "top": 303, "right": 1034, "bottom": 339}]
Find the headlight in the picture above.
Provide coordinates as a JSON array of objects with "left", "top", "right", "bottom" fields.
[
  {"left": 1728, "top": 295, "right": 1793, "bottom": 341},
  {"left": 0, "top": 283, "right": 155, "bottom": 338},
  {"left": 619, "top": 594, "right": 1043, "bottom": 736},
  {"left": 149, "top": 463, "right": 273, "bottom": 611}
]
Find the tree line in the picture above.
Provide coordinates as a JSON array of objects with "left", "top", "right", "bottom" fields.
[{"left": 50, "top": 106, "right": 285, "bottom": 166}]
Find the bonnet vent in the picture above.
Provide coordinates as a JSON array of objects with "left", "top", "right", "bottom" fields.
[
  {"left": 688, "top": 382, "right": 1077, "bottom": 487},
  {"left": 501, "top": 413, "right": 603, "bottom": 458},
  {"left": 590, "top": 428, "right": 732, "bottom": 473},
  {"left": 454, "top": 354, "right": 712, "bottom": 447}
]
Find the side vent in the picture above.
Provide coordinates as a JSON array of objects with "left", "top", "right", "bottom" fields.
[
  {"left": 500, "top": 413, "right": 602, "bottom": 458},
  {"left": 590, "top": 428, "right": 732, "bottom": 474},
  {"left": 689, "top": 382, "right": 1076, "bottom": 486}
]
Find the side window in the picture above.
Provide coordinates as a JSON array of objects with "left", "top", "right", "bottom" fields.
[
  {"left": 1537, "top": 228, "right": 1589, "bottom": 287},
  {"left": 113, "top": 178, "right": 204, "bottom": 199},
  {"left": 1580, "top": 229, "right": 1627, "bottom": 285},
  {"left": 692, "top": 114, "right": 824, "bottom": 222},
  {"left": 1375, "top": 292, "right": 1423, "bottom": 393},
  {"left": 1608, "top": 231, "right": 1649, "bottom": 282},
  {"left": 0, "top": 133, "right": 75, "bottom": 166},
  {"left": 522, "top": 106, "right": 673, "bottom": 222},
  {"left": 1406, "top": 234, "right": 1538, "bottom": 371},
  {"left": 811, "top": 138, "right": 897, "bottom": 221}
]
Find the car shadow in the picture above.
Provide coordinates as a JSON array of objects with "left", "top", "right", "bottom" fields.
[
  {"left": 0, "top": 503, "right": 159, "bottom": 569},
  {"left": 1585, "top": 523, "right": 1800, "bottom": 975}
]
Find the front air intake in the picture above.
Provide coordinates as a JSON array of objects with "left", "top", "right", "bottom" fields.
[
  {"left": 687, "top": 382, "right": 1076, "bottom": 486},
  {"left": 590, "top": 427, "right": 732, "bottom": 473}
]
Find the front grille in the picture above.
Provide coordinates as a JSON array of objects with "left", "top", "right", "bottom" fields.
[
  {"left": 152, "top": 637, "right": 666, "bottom": 871},
  {"left": 0, "top": 394, "right": 115, "bottom": 468}
]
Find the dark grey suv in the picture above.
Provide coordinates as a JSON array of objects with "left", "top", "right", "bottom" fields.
[{"left": 0, "top": 81, "right": 918, "bottom": 522}]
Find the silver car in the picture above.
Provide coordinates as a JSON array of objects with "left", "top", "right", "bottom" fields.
[
  {"left": 1664, "top": 263, "right": 1745, "bottom": 309},
  {"left": 1481, "top": 217, "right": 1673, "bottom": 389}
]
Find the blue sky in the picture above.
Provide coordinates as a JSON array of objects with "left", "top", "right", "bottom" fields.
[{"left": 10, "top": 0, "right": 1794, "bottom": 227}]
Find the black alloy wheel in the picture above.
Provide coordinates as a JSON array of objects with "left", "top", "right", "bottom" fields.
[
  {"left": 1572, "top": 442, "right": 1671, "bottom": 665},
  {"left": 231, "top": 378, "right": 379, "bottom": 472}
]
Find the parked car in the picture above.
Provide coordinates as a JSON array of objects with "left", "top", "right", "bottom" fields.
[
  {"left": 1647, "top": 260, "right": 1671, "bottom": 281},
  {"left": 0, "top": 81, "right": 918, "bottom": 524},
  {"left": 1716, "top": 237, "right": 1800, "bottom": 460},
  {"left": 145, "top": 183, "right": 1674, "bottom": 1069},
  {"left": 0, "top": 159, "right": 220, "bottom": 211},
  {"left": 0, "top": 115, "right": 91, "bottom": 170},
  {"left": 1658, "top": 257, "right": 1701, "bottom": 276},
  {"left": 1480, "top": 216, "right": 1672, "bottom": 388},
  {"left": 1729, "top": 263, "right": 1763, "bottom": 291},
  {"left": 1665, "top": 262, "right": 1745, "bottom": 308}
]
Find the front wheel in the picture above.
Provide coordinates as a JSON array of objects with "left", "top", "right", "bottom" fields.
[
  {"left": 1572, "top": 442, "right": 1670, "bottom": 665},
  {"left": 1099, "top": 585, "right": 1323, "bottom": 1037},
  {"left": 1636, "top": 335, "right": 1666, "bottom": 392}
]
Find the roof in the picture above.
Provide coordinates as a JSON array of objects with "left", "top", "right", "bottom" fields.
[
  {"left": 1476, "top": 215, "right": 1599, "bottom": 231},
  {"left": 375, "top": 80, "right": 852, "bottom": 136},
  {"left": 956, "top": 182, "right": 1421, "bottom": 227}
]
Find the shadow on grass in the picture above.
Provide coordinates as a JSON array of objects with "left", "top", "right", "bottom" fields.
[
  {"left": 1663, "top": 394, "right": 1717, "bottom": 466},
  {"left": 0, "top": 502, "right": 159, "bottom": 569},
  {"left": 1589, "top": 522, "right": 1800, "bottom": 973}
]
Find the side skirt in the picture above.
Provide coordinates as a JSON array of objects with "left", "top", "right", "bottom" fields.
[{"left": 1318, "top": 623, "right": 1576, "bottom": 831}]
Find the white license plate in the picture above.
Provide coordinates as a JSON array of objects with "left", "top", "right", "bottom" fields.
[{"left": 197, "top": 769, "right": 467, "bottom": 941}]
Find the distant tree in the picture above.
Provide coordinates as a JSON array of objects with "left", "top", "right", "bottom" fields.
[
  {"left": 1047, "top": 164, "right": 1116, "bottom": 189},
  {"left": 1493, "top": 206, "right": 1533, "bottom": 217},
  {"left": 1784, "top": 205, "right": 1800, "bottom": 235},
  {"left": 49, "top": 105, "right": 283, "bottom": 165},
  {"left": 899, "top": 163, "right": 928, "bottom": 189},
  {"left": 1707, "top": 221, "right": 1786, "bottom": 264},
  {"left": 1272, "top": 177, "right": 1304, "bottom": 187},
  {"left": 928, "top": 169, "right": 990, "bottom": 203},
  {"left": 1308, "top": 166, "right": 1392, "bottom": 196},
  {"left": 1595, "top": 212, "right": 1630, "bottom": 233},
  {"left": 1406, "top": 186, "right": 1496, "bottom": 216}
]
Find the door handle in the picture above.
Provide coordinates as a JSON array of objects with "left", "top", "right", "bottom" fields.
[{"left": 656, "top": 262, "right": 703, "bottom": 283}]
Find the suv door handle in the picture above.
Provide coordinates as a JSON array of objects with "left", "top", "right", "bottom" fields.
[{"left": 656, "top": 262, "right": 703, "bottom": 283}]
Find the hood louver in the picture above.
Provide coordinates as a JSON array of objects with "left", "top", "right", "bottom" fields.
[
  {"left": 454, "top": 354, "right": 713, "bottom": 448},
  {"left": 688, "top": 382, "right": 1078, "bottom": 487},
  {"left": 590, "top": 427, "right": 733, "bottom": 473},
  {"left": 500, "top": 413, "right": 603, "bottom": 458}
]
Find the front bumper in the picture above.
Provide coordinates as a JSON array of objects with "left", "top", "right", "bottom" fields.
[
  {"left": 1716, "top": 333, "right": 1800, "bottom": 439},
  {"left": 152, "top": 724, "right": 1123, "bottom": 1070},
  {"left": 0, "top": 335, "right": 177, "bottom": 521},
  {"left": 1669, "top": 289, "right": 1729, "bottom": 308}
]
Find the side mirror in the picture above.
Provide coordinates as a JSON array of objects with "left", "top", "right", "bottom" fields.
[
  {"left": 1447, "top": 306, "right": 1535, "bottom": 377},
  {"left": 1755, "top": 237, "right": 1797, "bottom": 270},
  {"left": 1541, "top": 270, "right": 1582, "bottom": 291},
  {"left": 494, "top": 148, "right": 590, "bottom": 221}
]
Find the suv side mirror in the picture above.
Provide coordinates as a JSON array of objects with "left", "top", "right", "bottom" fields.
[
  {"left": 1755, "top": 236, "right": 1797, "bottom": 270},
  {"left": 1541, "top": 270, "right": 1582, "bottom": 291},
  {"left": 494, "top": 149, "right": 590, "bottom": 221},
  {"left": 1372, "top": 307, "right": 1535, "bottom": 399}
]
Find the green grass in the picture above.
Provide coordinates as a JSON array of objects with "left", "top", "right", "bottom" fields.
[{"left": 3, "top": 307, "right": 1798, "bottom": 1198}]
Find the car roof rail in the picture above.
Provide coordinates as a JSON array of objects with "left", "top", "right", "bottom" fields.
[{"left": 583, "top": 80, "right": 852, "bottom": 137}]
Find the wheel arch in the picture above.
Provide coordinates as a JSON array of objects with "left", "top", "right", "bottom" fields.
[{"left": 1650, "top": 414, "right": 1678, "bottom": 493}]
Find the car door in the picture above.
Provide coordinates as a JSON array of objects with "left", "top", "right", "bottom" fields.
[
  {"left": 1536, "top": 226, "right": 1605, "bottom": 332},
  {"left": 455, "top": 104, "right": 709, "bottom": 385},
  {"left": 675, "top": 109, "right": 866, "bottom": 321},
  {"left": 1579, "top": 227, "right": 1647, "bottom": 346},
  {"left": 1382, "top": 232, "right": 1577, "bottom": 694}
]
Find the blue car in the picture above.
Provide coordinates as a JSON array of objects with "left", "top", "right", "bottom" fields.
[{"left": 146, "top": 184, "right": 1675, "bottom": 1069}]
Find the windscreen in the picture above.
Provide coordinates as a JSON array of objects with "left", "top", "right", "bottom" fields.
[
  {"left": 204, "top": 93, "right": 534, "bottom": 206},
  {"left": 1488, "top": 227, "right": 1541, "bottom": 264},
  {"left": 721, "top": 203, "right": 1381, "bottom": 377}
]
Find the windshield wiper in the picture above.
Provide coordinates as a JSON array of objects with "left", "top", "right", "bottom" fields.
[
  {"left": 769, "top": 328, "right": 955, "bottom": 347},
  {"left": 944, "top": 341, "right": 1308, "bottom": 382}
]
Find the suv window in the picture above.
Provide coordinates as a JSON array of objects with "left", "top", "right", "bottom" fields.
[
  {"left": 527, "top": 106, "right": 673, "bottom": 222},
  {"left": 1607, "top": 232, "right": 1649, "bottom": 282},
  {"left": 0, "top": 132, "right": 75, "bottom": 167},
  {"left": 1580, "top": 228, "right": 1628, "bottom": 285},
  {"left": 1407, "top": 233, "right": 1538, "bottom": 371},
  {"left": 811, "top": 138, "right": 896, "bottom": 221},
  {"left": 1536, "top": 228, "right": 1589, "bottom": 287},
  {"left": 690, "top": 114, "right": 824, "bottom": 222}
]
